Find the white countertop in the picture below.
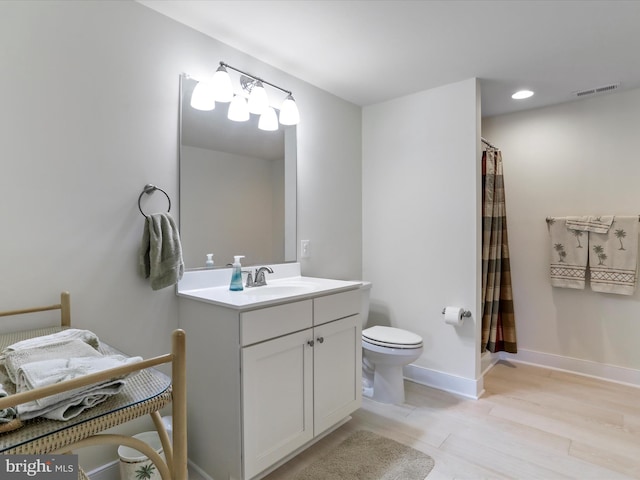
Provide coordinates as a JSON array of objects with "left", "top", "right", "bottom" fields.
[{"left": 176, "top": 263, "right": 362, "bottom": 309}]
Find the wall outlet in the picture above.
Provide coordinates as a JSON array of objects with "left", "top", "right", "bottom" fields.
[{"left": 301, "top": 239, "right": 310, "bottom": 258}]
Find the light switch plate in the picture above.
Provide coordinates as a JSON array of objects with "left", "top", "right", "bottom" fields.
[{"left": 301, "top": 239, "right": 310, "bottom": 258}]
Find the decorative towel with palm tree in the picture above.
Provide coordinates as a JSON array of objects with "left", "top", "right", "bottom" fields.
[
  {"left": 546, "top": 217, "right": 589, "bottom": 289},
  {"left": 547, "top": 215, "right": 638, "bottom": 295},
  {"left": 588, "top": 216, "right": 638, "bottom": 295}
]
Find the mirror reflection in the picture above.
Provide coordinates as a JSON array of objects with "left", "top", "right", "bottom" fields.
[{"left": 179, "top": 75, "right": 297, "bottom": 270}]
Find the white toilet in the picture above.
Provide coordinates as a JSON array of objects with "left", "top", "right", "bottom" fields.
[{"left": 359, "top": 282, "right": 423, "bottom": 404}]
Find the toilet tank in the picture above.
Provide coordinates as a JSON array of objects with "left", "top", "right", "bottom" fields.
[{"left": 359, "top": 281, "right": 372, "bottom": 327}]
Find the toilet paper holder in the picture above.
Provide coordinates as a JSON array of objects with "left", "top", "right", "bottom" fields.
[{"left": 441, "top": 308, "right": 472, "bottom": 317}]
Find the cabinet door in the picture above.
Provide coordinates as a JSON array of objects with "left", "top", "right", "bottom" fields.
[
  {"left": 313, "top": 314, "right": 362, "bottom": 434},
  {"left": 242, "top": 329, "right": 314, "bottom": 479}
]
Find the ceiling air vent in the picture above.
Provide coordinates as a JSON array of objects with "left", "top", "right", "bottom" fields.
[{"left": 574, "top": 83, "right": 620, "bottom": 97}]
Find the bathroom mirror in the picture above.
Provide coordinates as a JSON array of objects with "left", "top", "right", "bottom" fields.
[{"left": 179, "top": 75, "right": 297, "bottom": 270}]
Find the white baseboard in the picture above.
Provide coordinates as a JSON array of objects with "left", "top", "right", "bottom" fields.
[
  {"left": 85, "top": 460, "right": 119, "bottom": 480},
  {"left": 403, "top": 364, "right": 484, "bottom": 399},
  {"left": 481, "top": 350, "right": 499, "bottom": 375},
  {"left": 403, "top": 349, "right": 640, "bottom": 401},
  {"left": 187, "top": 459, "right": 214, "bottom": 480},
  {"left": 499, "top": 348, "right": 640, "bottom": 388}
]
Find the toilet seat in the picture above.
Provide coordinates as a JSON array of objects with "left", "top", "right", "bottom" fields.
[{"left": 362, "top": 326, "right": 423, "bottom": 349}]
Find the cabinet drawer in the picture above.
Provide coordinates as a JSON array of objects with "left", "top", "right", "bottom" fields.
[
  {"left": 241, "top": 300, "right": 312, "bottom": 346},
  {"left": 313, "top": 289, "right": 360, "bottom": 326}
]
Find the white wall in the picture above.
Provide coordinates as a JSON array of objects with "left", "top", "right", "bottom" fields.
[
  {"left": 483, "top": 87, "right": 640, "bottom": 383},
  {"left": 362, "top": 79, "right": 482, "bottom": 397},
  {"left": 0, "top": 0, "right": 362, "bottom": 470}
]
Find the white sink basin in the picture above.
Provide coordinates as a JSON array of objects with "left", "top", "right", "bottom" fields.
[{"left": 242, "top": 283, "right": 317, "bottom": 297}]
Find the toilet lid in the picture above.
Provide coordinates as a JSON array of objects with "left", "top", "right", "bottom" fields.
[{"left": 362, "top": 326, "right": 423, "bottom": 348}]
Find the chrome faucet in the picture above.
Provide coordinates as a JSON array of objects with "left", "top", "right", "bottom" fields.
[
  {"left": 243, "top": 270, "right": 255, "bottom": 288},
  {"left": 253, "top": 266, "right": 274, "bottom": 286}
]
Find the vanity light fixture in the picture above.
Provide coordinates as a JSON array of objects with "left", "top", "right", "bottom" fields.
[
  {"left": 280, "top": 94, "right": 301, "bottom": 126},
  {"left": 190, "top": 80, "right": 216, "bottom": 111},
  {"left": 258, "top": 106, "right": 279, "bottom": 131},
  {"left": 211, "top": 64, "right": 234, "bottom": 102},
  {"left": 247, "top": 80, "right": 270, "bottom": 115},
  {"left": 512, "top": 89, "right": 534, "bottom": 100},
  {"left": 190, "top": 61, "right": 300, "bottom": 129},
  {"left": 228, "top": 94, "right": 250, "bottom": 122}
]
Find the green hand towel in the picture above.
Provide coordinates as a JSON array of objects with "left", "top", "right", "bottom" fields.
[{"left": 138, "top": 213, "right": 184, "bottom": 290}]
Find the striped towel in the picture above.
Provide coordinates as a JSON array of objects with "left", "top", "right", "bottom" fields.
[
  {"left": 547, "top": 217, "right": 588, "bottom": 289},
  {"left": 589, "top": 216, "right": 638, "bottom": 295}
]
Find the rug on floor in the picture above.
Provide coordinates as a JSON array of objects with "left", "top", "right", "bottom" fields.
[{"left": 292, "top": 430, "right": 435, "bottom": 480}]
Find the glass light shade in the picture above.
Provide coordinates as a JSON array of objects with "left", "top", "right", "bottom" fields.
[
  {"left": 247, "top": 81, "right": 269, "bottom": 114},
  {"left": 279, "top": 95, "right": 300, "bottom": 125},
  {"left": 258, "top": 106, "right": 279, "bottom": 131},
  {"left": 227, "top": 94, "right": 250, "bottom": 122},
  {"left": 190, "top": 81, "right": 216, "bottom": 111},
  {"left": 212, "top": 65, "right": 234, "bottom": 102}
]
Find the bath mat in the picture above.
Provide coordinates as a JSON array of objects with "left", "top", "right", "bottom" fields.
[{"left": 292, "top": 430, "right": 434, "bottom": 480}]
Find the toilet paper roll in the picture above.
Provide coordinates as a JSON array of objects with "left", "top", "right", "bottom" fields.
[{"left": 444, "top": 306, "right": 465, "bottom": 326}]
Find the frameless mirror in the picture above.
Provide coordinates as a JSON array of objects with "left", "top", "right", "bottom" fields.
[{"left": 179, "top": 75, "right": 297, "bottom": 270}]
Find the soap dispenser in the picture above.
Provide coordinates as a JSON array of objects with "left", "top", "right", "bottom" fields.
[
  {"left": 229, "top": 255, "right": 245, "bottom": 291},
  {"left": 205, "top": 253, "right": 214, "bottom": 268}
]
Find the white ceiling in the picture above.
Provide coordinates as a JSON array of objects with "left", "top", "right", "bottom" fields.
[{"left": 138, "top": 0, "right": 640, "bottom": 117}]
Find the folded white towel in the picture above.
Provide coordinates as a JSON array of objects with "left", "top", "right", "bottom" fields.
[
  {"left": 566, "top": 215, "right": 614, "bottom": 233},
  {"left": 16, "top": 354, "right": 142, "bottom": 407},
  {"left": 547, "top": 217, "right": 588, "bottom": 289},
  {"left": 1, "top": 329, "right": 144, "bottom": 421},
  {"left": 3, "top": 338, "right": 101, "bottom": 383},
  {"left": 0, "top": 328, "right": 99, "bottom": 361},
  {"left": 589, "top": 216, "right": 638, "bottom": 295},
  {"left": 17, "top": 378, "right": 127, "bottom": 421},
  {"left": 16, "top": 354, "right": 142, "bottom": 421}
]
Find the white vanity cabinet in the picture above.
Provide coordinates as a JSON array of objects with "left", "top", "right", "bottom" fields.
[
  {"left": 312, "top": 293, "right": 363, "bottom": 434},
  {"left": 178, "top": 287, "right": 361, "bottom": 480}
]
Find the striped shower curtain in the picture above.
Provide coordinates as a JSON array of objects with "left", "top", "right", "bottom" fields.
[{"left": 481, "top": 148, "right": 517, "bottom": 353}]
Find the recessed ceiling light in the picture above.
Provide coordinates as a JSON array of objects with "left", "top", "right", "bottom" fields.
[{"left": 512, "top": 90, "right": 534, "bottom": 100}]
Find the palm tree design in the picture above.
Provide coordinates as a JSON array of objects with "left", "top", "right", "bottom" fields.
[
  {"left": 571, "top": 230, "right": 584, "bottom": 248},
  {"left": 592, "top": 245, "right": 607, "bottom": 265},
  {"left": 546, "top": 217, "right": 556, "bottom": 225},
  {"left": 554, "top": 243, "right": 567, "bottom": 262},
  {"left": 615, "top": 228, "right": 627, "bottom": 250},
  {"left": 135, "top": 463, "right": 156, "bottom": 480}
]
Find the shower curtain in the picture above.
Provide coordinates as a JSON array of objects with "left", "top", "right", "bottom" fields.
[{"left": 481, "top": 148, "right": 517, "bottom": 353}]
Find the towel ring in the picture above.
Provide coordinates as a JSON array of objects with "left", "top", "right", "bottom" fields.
[{"left": 138, "top": 184, "right": 171, "bottom": 218}]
